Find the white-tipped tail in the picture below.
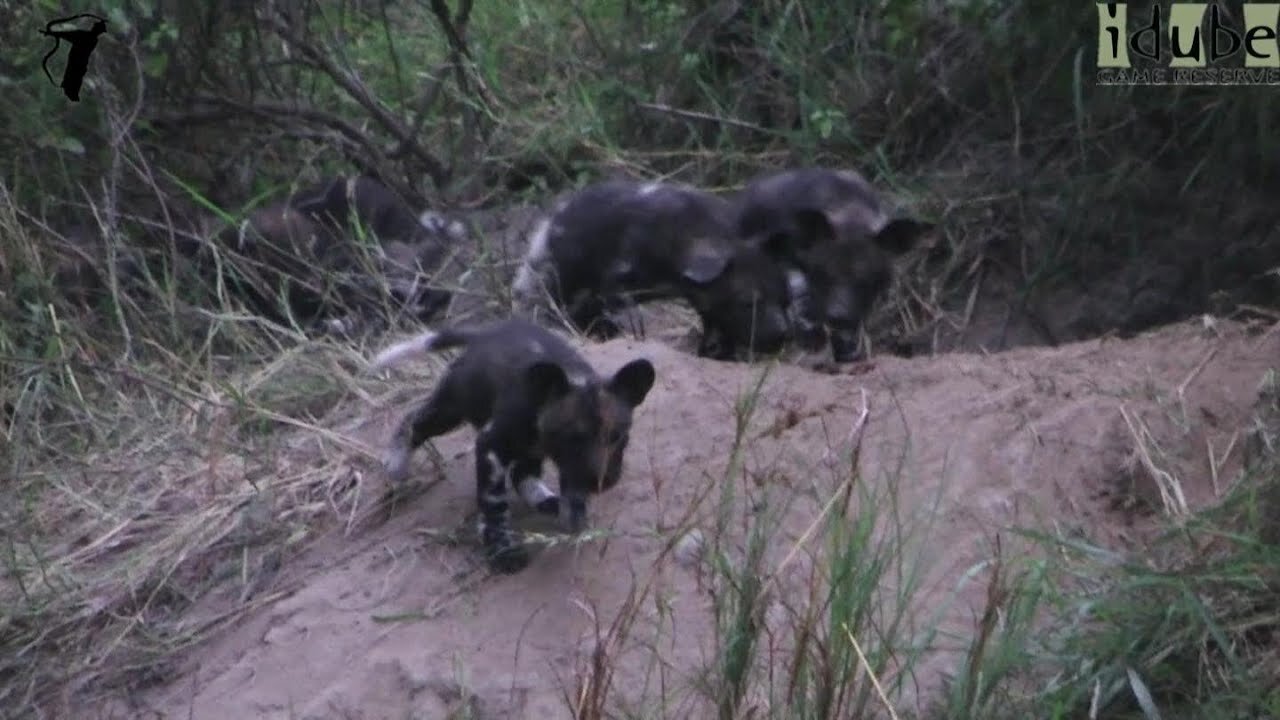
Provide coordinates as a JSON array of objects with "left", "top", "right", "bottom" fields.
[
  {"left": 785, "top": 269, "right": 809, "bottom": 299},
  {"left": 511, "top": 215, "right": 553, "bottom": 302},
  {"left": 419, "top": 210, "right": 467, "bottom": 242},
  {"left": 371, "top": 330, "right": 440, "bottom": 371},
  {"left": 418, "top": 210, "right": 445, "bottom": 230},
  {"left": 637, "top": 180, "right": 664, "bottom": 196}
]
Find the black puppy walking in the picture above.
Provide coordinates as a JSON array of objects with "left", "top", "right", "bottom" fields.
[{"left": 373, "top": 318, "right": 656, "bottom": 573}]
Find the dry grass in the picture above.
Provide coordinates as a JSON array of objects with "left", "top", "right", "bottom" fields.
[
  {"left": 5, "top": 198, "right": 1279, "bottom": 718},
  {"left": 2, "top": 344, "right": 371, "bottom": 710},
  {"left": 0, "top": 199, "right": 511, "bottom": 713},
  {"left": 542, "top": 366, "right": 967, "bottom": 720}
]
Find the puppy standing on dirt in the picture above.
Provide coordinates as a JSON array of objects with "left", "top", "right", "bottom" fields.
[
  {"left": 511, "top": 179, "right": 794, "bottom": 360},
  {"left": 732, "top": 167, "right": 935, "bottom": 363},
  {"left": 372, "top": 318, "right": 657, "bottom": 574}
]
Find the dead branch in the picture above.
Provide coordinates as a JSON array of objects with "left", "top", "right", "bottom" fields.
[
  {"left": 424, "top": 0, "right": 496, "bottom": 175},
  {"left": 636, "top": 102, "right": 774, "bottom": 135},
  {"left": 392, "top": 61, "right": 454, "bottom": 161},
  {"left": 261, "top": 8, "right": 450, "bottom": 192},
  {"left": 426, "top": 0, "right": 482, "bottom": 92},
  {"left": 184, "top": 95, "right": 400, "bottom": 188}
]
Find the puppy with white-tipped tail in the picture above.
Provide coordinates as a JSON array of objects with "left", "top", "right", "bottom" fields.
[
  {"left": 510, "top": 179, "right": 796, "bottom": 360},
  {"left": 372, "top": 318, "right": 656, "bottom": 574}
]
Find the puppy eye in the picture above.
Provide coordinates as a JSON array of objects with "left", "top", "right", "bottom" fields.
[{"left": 606, "top": 429, "right": 625, "bottom": 444}]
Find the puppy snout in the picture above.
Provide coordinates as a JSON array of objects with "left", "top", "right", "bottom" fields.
[
  {"left": 830, "top": 329, "right": 862, "bottom": 363},
  {"left": 752, "top": 306, "right": 790, "bottom": 350}
]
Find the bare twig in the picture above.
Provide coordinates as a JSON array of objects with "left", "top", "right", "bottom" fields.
[
  {"left": 189, "top": 95, "right": 397, "bottom": 184},
  {"left": 393, "top": 61, "right": 454, "bottom": 160},
  {"left": 1120, "top": 404, "right": 1190, "bottom": 518},
  {"left": 843, "top": 622, "right": 903, "bottom": 720},
  {"left": 636, "top": 102, "right": 774, "bottom": 135},
  {"left": 425, "top": 0, "right": 489, "bottom": 102},
  {"left": 262, "top": 9, "right": 450, "bottom": 191}
]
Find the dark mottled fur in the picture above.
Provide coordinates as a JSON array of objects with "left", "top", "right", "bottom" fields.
[
  {"left": 512, "top": 179, "right": 794, "bottom": 359},
  {"left": 200, "top": 202, "right": 348, "bottom": 330},
  {"left": 194, "top": 175, "right": 462, "bottom": 334},
  {"left": 374, "top": 318, "right": 656, "bottom": 574},
  {"left": 290, "top": 175, "right": 461, "bottom": 322},
  {"left": 733, "top": 167, "right": 935, "bottom": 362}
]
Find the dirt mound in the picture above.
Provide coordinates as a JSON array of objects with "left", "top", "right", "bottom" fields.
[{"left": 110, "top": 317, "right": 1278, "bottom": 719}]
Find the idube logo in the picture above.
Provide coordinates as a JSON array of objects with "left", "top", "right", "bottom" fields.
[{"left": 1096, "top": 2, "right": 1280, "bottom": 85}]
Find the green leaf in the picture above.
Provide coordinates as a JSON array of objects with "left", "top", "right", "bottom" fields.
[
  {"left": 107, "top": 6, "right": 131, "bottom": 33},
  {"left": 144, "top": 52, "right": 169, "bottom": 78},
  {"left": 37, "top": 136, "right": 86, "bottom": 155}
]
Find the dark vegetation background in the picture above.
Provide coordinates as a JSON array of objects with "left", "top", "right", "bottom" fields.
[
  {"left": 0, "top": 0, "right": 1277, "bottom": 717},
  {"left": 4, "top": 0, "right": 1277, "bottom": 360}
]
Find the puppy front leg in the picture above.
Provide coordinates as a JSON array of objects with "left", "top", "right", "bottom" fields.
[
  {"left": 696, "top": 324, "right": 732, "bottom": 360},
  {"left": 474, "top": 434, "right": 531, "bottom": 574},
  {"left": 829, "top": 324, "right": 865, "bottom": 364},
  {"left": 511, "top": 456, "right": 559, "bottom": 516}
]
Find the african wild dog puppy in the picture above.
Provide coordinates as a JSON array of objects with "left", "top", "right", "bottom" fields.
[
  {"left": 372, "top": 318, "right": 656, "bottom": 574},
  {"left": 315, "top": 238, "right": 461, "bottom": 337},
  {"left": 315, "top": 235, "right": 468, "bottom": 337},
  {"left": 193, "top": 176, "right": 465, "bottom": 335},
  {"left": 290, "top": 175, "right": 466, "bottom": 323},
  {"left": 732, "top": 167, "right": 935, "bottom": 362},
  {"left": 376, "top": 239, "right": 449, "bottom": 322},
  {"left": 199, "top": 200, "right": 350, "bottom": 331},
  {"left": 511, "top": 179, "right": 794, "bottom": 359},
  {"left": 291, "top": 174, "right": 468, "bottom": 246}
]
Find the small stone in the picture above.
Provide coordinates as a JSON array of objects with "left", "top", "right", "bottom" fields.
[
  {"left": 262, "top": 621, "right": 293, "bottom": 645},
  {"left": 674, "top": 528, "right": 705, "bottom": 568}
]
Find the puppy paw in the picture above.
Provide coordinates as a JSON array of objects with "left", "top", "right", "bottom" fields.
[{"left": 481, "top": 526, "right": 530, "bottom": 574}]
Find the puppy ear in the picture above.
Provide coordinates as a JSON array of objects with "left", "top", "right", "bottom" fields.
[
  {"left": 606, "top": 359, "right": 656, "bottom": 408},
  {"left": 791, "top": 208, "right": 837, "bottom": 248},
  {"left": 873, "top": 218, "right": 933, "bottom": 255},
  {"left": 526, "top": 361, "right": 573, "bottom": 405},
  {"left": 760, "top": 208, "right": 834, "bottom": 257}
]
